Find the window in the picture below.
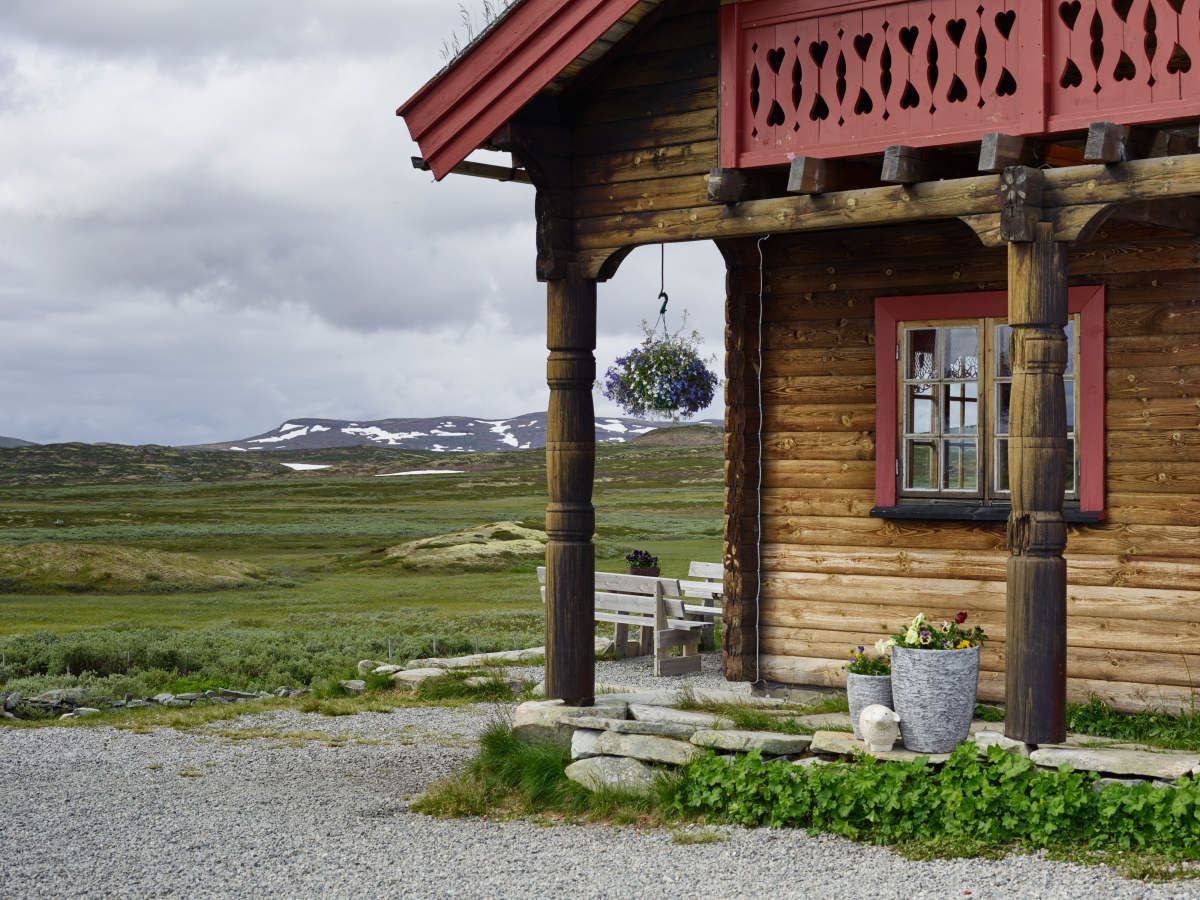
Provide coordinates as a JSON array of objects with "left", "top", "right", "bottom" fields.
[{"left": 874, "top": 288, "right": 1105, "bottom": 517}]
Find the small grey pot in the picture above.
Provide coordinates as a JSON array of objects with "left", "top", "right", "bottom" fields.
[
  {"left": 890, "top": 644, "right": 981, "bottom": 753},
  {"left": 846, "top": 673, "right": 894, "bottom": 739}
]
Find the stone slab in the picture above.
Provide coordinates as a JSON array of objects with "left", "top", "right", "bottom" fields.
[
  {"left": 372, "top": 664, "right": 403, "bottom": 675},
  {"left": 974, "top": 731, "right": 1032, "bottom": 758},
  {"left": 569, "top": 716, "right": 697, "bottom": 739},
  {"left": 691, "top": 729, "right": 812, "bottom": 755},
  {"left": 793, "top": 713, "right": 853, "bottom": 729},
  {"left": 629, "top": 705, "right": 735, "bottom": 730},
  {"left": 571, "top": 729, "right": 603, "bottom": 761},
  {"left": 594, "top": 731, "right": 701, "bottom": 766},
  {"left": 565, "top": 756, "right": 656, "bottom": 795},
  {"left": 512, "top": 698, "right": 628, "bottom": 745},
  {"left": 338, "top": 680, "right": 365, "bottom": 696},
  {"left": 808, "top": 730, "right": 952, "bottom": 764},
  {"left": 391, "top": 668, "right": 447, "bottom": 686},
  {"left": 1030, "top": 746, "right": 1200, "bottom": 781}
]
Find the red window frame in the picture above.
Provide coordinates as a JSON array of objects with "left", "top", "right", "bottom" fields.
[{"left": 874, "top": 287, "right": 1106, "bottom": 513}]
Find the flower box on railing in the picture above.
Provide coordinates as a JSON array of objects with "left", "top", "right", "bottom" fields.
[{"left": 719, "top": 0, "right": 1200, "bottom": 169}]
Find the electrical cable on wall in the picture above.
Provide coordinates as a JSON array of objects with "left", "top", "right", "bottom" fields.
[{"left": 754, "top": 234, "right": 770, "bottom": 684}]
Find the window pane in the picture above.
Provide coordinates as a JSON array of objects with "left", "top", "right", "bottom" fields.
[
  {"left": 907, "top": 329, "right": 936, "bottom": 380},
  {"left": 1065, "top": 437, "right": 1076, "bottom": 494},
  {"left": 906, "top": 441, "right": 937, "bottom": 490},
  {"left": 944, "top": 327, "right": 980, "bottom": 379},
  {"left": 1065, "top": 379, "right": 1075, "bottom": 431},
  {"left": 942, "top": 440, "right": 978, "bottom": 491},
  {"left": 996, "top": 382, "right": 1011, "bottom": 434},
  {"left": 907, "top": 384, "right": 935, "bottom": 434},
  {"left": 996, "top": 324, "right": 1013, "bottom": 377},
  {"left": 1065, "top": 320, "right": 1076, "bottom": 377},
  {"left": 943, "top": 381, "right": 979, "bottom": 434},
  {"left": 995, "top": 438, "right": 1010, "bottom": 493}
]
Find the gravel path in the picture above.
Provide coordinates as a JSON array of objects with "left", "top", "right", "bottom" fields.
[{"left": 2, "top": 695, "right": 1197, "bottom": 899}]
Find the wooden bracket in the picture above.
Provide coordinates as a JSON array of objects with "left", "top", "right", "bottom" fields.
[
  {"left": 1084, "top": 121, "right": 1200, "bottom": 164},
  {"left": 881, "top": 145, "right": 930, "bottom": 184},
  {"left": 1000, "top": 166, "right": 1045, "bottom": 242},
  {"left": 787, "top": 157, "right": 876, "bottom": 194},
  {"left": 411, "top": 156, "right": 531, "bottom": 185},
  {"left": 707, "top": 167, "right": 788, "bottom": 204},
  {"left": 979, "top": 134, "right": 1040, "bottom": 173}
]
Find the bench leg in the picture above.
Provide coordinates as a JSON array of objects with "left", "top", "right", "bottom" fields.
[
  {"left": 613, "top": 623, "right": 628, "bottom": 660},
  {"left": 639, "top": 625, "right": 654, "bottom": 657}
]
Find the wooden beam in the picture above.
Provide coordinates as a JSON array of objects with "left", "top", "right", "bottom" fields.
[
  {"left": 1108, "top": 199, "right": 1200, "bottom": 234},
  {"left": 881, "top": 145, "right": 930, "bottom": 184},
  {"left": 979, "top": 134, "right": 1039, "bottom": 173},
  {"left": 573, "top": 153, "right": 1200, "bottom": 275},
  {"left": 707, "top": 167, "right": 786, "bottom": 203},
  {"left": 544, "top": 269, "right": 597, "bottom": 706},
  {"left": 787, "top": 157, "right": 877, "bottom": 194},
  {"left": 1005, "top": 222, "right": 1069, "bottom": 746},
  {"left": 411, "top": 156, "right": 532, "bottom": 184},
  {"left": 1084, "top": 122, "right": 1131, "bottom": 163}
]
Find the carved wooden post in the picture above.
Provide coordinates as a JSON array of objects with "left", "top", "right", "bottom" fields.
[
  {"left": 1004, "top": 189, "right": 1069, "bottom": 745},
  {"left": 545, "top": 267, "right": 596, "bottom": 706}
]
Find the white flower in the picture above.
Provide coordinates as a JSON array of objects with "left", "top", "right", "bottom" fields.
[
  {"left": 905, "top": 625, "right": 920, "bottom": 644},
  {"left": 874, "top": 637, "right": 895, "bottom": 655}
]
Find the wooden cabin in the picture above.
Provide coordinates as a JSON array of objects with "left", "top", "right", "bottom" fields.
[{"left": 400, "top": 0, "right": 1200, "bottom": 739}]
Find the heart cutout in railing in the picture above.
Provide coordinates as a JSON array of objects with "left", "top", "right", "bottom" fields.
[
  {"left": 1167, "top": 42, "right": 1192, "bottom": 74},
  {"left": 947, "top": 74, "right": 968, "bottom": 103},
  {"left": 854, "top": 33, "right": 874, "bottom": 60},
  {"left": 1060, "top": 58, "right": 1084, "bottom": 88},
  {"left": 1059, "top": 0, "right": 1082, "bottom": 29},
  {"left": 899, "top": 80, "right": 920, "bottom": 109},
  {"left": 810, "top": 40, "right": 829, "bottom": 66},
  {"left": 900, "top": 26, "right": 920, "bottom": 54},
  {"left": 946, "top": 18, "right": 967, "bottom": 46},
  {"left": 767, "top": 47, "right": 786, "bottom": 73},
  {"left": 995, "top": 10, "right": 1017, "bottom": 39},
  {"left": 996, "top": 67, "right": 1018, "bottom": 96}
]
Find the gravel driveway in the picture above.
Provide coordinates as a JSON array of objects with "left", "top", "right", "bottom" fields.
[{"left": 2, "top": 690, "right": 1197, "bottom": 900}]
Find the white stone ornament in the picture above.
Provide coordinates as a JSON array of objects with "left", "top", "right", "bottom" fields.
[{"left": 859, "top": 704, "right": 902, "bottom": 753}]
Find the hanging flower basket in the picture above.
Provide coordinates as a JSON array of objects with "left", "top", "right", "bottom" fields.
[{"left": 602, "top": 324, "right": 719, "bottom": 421}]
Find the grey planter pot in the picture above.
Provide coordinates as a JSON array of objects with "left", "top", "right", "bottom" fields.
[
  {"left": 846, "top": 673, "right": 894, "bottom": 740},
  {"left": 890, "top": 645, "right": 981, "bottom": 753}
]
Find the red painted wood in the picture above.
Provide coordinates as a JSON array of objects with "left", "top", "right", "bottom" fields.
[
  {"left": 721, "top": 0, "right": 1200, "bottom": 168},
  {"left": 398, "top": 0, "right": 642, "bottom": 179},
  {"left": 873, "top": 287, "right": 1106, "bottom": 513}
]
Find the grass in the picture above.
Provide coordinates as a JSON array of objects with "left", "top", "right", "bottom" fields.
[
  {"left": 1068, "top": 699, "right": 1200, "bottom": 752},
  {"left": 0, "top": 439, "right": 723, "bottom": 702},
  {"left": 414, "top": 721, "right": 669, "bottom": 824}
]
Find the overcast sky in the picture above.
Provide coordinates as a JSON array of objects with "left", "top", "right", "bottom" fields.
[{"left": 0, "top": 1, "right": 726, "bottom": 445}]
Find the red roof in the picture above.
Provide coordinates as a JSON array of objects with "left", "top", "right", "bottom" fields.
[{"left": 398, "top": 0, "right": 643, "bottom": 180}]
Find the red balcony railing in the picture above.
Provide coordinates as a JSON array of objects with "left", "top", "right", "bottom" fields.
[{"left": 719, "top": 0, "right": 1200, "bottom": 168}]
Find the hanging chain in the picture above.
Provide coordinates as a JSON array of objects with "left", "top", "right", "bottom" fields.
[{"left": 653, "top": 243, "right": 670, "bottom": 339}]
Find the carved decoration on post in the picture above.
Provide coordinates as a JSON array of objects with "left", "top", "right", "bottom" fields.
[
  {"left": 1005, "top": 221, "right": 1069, "bottom": 745},
  {"left": 544, "top": 269, "right": 597, "bottom": 706}
]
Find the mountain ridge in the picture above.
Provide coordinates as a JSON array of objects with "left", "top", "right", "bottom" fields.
[
  {"left": 0, "top": 435, "right": 36, "bottom": 448},
  {"left": 192, "top": 412, "right": 721, "bottom": 454}
]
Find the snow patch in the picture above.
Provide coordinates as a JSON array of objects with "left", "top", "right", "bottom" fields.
[
  {"left": 250, "top": 427, "right": 310, "bottom": 444},
  {"left": 280, "top": 462, "right": 331, "bottom": 471},
  {"left": 309, "top": 425, "right": 330, "bottom": 433},
  {"left": 485, "top": 419, "right": 520, "bottom": 448},
  {"left": 375, "top": 470, "right": 465, "bottom": 477},
  {"left": 341, "top": 426, "right": 425, "bottom": 444},
  {"left": 597, "top": 419, "right": 629, "bottom": 434},
  {"left": 430, "top": 429, "right": 469, "bottom": 436},
  {"left": 230, "top": 447, "right": 247, "bottom": 452}
]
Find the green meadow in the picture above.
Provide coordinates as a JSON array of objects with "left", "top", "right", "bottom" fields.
[{"left": 0, "top": 432, "right": 723, "bottom": 701}]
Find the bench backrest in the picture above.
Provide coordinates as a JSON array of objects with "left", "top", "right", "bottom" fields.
[
  {"left": 688, "top": 561, "right": 723, "bottom": 582},
  {"left": 536, "top": 567, "right": 687, "bottom": 618}
]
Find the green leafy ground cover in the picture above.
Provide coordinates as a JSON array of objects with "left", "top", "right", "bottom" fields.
[
  {"left": 420, "top": 725, "right": 1200, "bottom": 881},
  {"left": 0, "top": 438, "right": 723, "bottom": 700}
]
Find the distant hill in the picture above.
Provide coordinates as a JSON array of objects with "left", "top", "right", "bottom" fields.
[
  {"left": 0, "top": 435, "right": 36, "bottom": 448},
  {"left": 195, "top": 413, "right": 721, "bottom": 454}
]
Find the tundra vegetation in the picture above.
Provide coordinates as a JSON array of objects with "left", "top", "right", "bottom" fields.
[{"left": 0, "top": 430, "right": 723, "bottom": 702}]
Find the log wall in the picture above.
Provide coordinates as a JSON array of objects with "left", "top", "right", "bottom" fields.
[
  {"left": 564, "top": 0, "right": 1200, "bottom": 711},
  {"left": 727, "top": 220, "right": 1200, "bottom": 712}
]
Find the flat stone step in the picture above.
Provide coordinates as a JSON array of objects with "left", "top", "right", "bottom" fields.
[
  {"left": 793, "top": 712, "right": 853, "bottom": 729},
  {"left": 808, "top": 730, "right": 952, "bottom": 764},
  {"left": 565, "top": 756, "right": 656, "bottom": 795},
  {"left": 594, "top": 731, "right": 701, "bottom": 766},
  {"left": 691, "top": 729, "right": 812, "bottom": 755},
  {"left": 513, "top": 698, "right": 629, "bottom": 745},
  {"left": 629, "top": 704, "right": 735, "bottom": 730},
  {"left": 390, "top": 667, "right": 447, "bottom": 686},
  {"left": 1030, "top": 746, "right": 1200, "bottom": 781},
  {"left": 570, "top": 716, "right": 697, "bottom": 739}
]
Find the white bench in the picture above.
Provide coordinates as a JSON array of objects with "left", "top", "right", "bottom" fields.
[
  {"left": 537, "top": 567, "right": 705, "bottom": 676},
  {"left": 679, "top": 561, "right": 724, "bottom": 645}
]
